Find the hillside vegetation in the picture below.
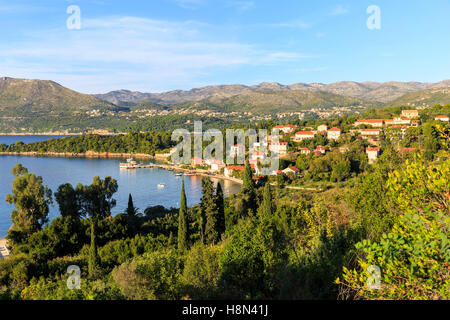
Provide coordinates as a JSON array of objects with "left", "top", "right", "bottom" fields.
[{"left": 0, "top": 77, "right": 119, "bottom": 116}]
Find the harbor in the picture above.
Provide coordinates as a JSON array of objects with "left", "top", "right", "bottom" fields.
[{"left": 119, "top": 158, "right": 244, "bottom": 184}]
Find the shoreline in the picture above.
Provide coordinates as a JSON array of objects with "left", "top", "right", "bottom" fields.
[
  {"left": 0, "top": 150, "right": 170, "bottom": 160},
  {"left": 0, "top": 132, "right": 122, "bottom": 136},
  {"left": 0, "top": 151, "right": 244, "bottom": 185}
]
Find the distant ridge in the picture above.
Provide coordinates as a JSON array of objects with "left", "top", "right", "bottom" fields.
[
  {"left": 0, "top": 77, "right": 120, "bottom": 116},
  {"left": 94, "top": 80, "right": 450, "bottom": 106}
]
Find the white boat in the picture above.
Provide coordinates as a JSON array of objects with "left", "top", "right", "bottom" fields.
[
  {"left": 175, "top": 173, "right": 183, "bottom": 176},
  {"left": 120, "top": 158, "right": 138, "bottom": 169},
  {"left": 157, "top": 183, "right": 166, "bottom": 188}
]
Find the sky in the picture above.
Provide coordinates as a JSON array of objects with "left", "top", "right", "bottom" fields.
[{"left": 0, "top": 0, "right": 449, "bottom": 93}]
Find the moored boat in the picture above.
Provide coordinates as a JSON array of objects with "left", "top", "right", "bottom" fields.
[{"left": 119, "top": 158, "right": 138, "bottom": 169}]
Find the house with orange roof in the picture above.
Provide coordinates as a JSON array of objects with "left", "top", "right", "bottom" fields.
[
  {"left": 315, "top": 146, "right": 326, "bottom": 154},
  {"left": 435, "top": 115, "right": 449, "bottom": 122},
  {"left": 360, "top": 129, "right": 382, "bottom": 137},
  {"left": 269, "top": 142, "right": 288, "bottom": 155},
  {"left": 224, "top": 165, "right": 245, "bottom": 178},
  {"left": 327, "top": 127, "right": 342, "bottom": 140},
  {"left": 273, "top": 124, "right": 297, "bottom": 134},
  {"left": 354, "top": 119, "right": 384, "bottom": 128},
  {"left": 401, "top": 110, "right": 419, "bottom": 119},
  {"left": 293, "top": 131, "right": 315, "bottom": 141},
  {"left": 366, "top": 147, "right": 380, "bottom": 164}
]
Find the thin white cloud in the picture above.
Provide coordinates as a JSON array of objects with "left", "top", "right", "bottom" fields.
[
  {"left": 225, "top": 1, "right": 254, "bottom": 12},
  {"left": 173, "top": 0, "right": 206, "bottom": 9},
  {"left": 330, "top": 5, "right": 349, "bottom": 16},
  {"left": 0, "top": 15, "right": 314, "bottom": 93},
  {"left": 267, "top": 20, "right": 311, "bottom": 29}
]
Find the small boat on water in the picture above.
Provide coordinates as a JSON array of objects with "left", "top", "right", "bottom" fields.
[
  {"left": 157, "top": 183, "right": 166, "bottom": 188},
  {"left": 120, "top": 158, "right": 139, "bottom": 169},
  {"left": 175, "top": 173, "right": 183, "bottom": 177},
  {"left": 184, "top": 171, "right": 197, "bottom": 176}
]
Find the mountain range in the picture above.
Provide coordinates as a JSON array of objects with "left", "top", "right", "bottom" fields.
[
  {"left": 94, "top": 80, "right": 450, "bottom": 106},
  {"left": 0, "top": 76, "right": 449, "bottom": 133}
]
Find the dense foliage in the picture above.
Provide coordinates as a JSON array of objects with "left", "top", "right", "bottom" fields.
[{"left": 0, "top": 105, "right": 448, "bottom": 300}]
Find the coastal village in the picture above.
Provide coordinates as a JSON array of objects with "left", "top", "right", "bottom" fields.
[{"left": 133, "top": 109, "right": 448, "bottom": 182}]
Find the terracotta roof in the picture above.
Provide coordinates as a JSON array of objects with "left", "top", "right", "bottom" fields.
[
  {"left": 362, "top": 129, "right": 381, "bottom": 132},
  {"left": 296, "top": 131, "right": 314, "bottom": 135},
  {"left": 288, "top": 166, "right": 299, "bottom": 172},
  {"left": 226, "top": 165, "right": 244, "bottom": 170},
  {"left": 355, "top": 119, "right": 384, "bottom": 123},
  {"left": 328, "top": 127, "right": 342, "bottom": 132},
  {"left": 366, "top": 147, "right": 380, "bottom": 151},
  {"left": 274, "top": 124, "right": 296, "bottom": 128},
  {"left": 435, "top": 115, "right": 449, "bottom": 119}
]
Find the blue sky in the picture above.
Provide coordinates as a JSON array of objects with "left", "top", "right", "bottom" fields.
[{"left": 0, "top": 0, "right": 449, "bottom": 93}]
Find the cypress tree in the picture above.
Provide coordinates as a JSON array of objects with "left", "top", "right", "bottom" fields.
[
  {"left": 216, "top": 182, "right": 226, "bottom": 237},
  {"left": 178, "top": 179, "right": 189, "bottom": 250},
  {"left": 88, "top": 218, "right": 99, "bottom": 278},
  {"left": 202, "top": 178, "right": 219, "bottom": 244},
  {"left": 241, "top": 161, "right": 257, "bottom": 216},
  {"left": 261, "top": 182, "right": 274, "bottom": 217},
  {"left": 126, "top": 193, "right": 137, "bottom": 217}
]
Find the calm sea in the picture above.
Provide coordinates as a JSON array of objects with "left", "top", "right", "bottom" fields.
[
  {"left": 0, "top": 135, "right": 79, "bottom": 145},
  {"left": 0, "top": 136, "right": 241, "bottom": 238}
]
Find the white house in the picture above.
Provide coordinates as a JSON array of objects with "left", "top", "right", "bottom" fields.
[
  {"left": 273, "top": 124, "right": 297, "bottom": 134},
  {"left": 269, "top": 142, "right": 288, "bottom": 155},
  {"left": 317, "top": 124, "right": 328, "bottom": 133},
  {"left": 205, "top": 159, "right": 226, "bottom": 171},
  {"left": 354, "top": 119, "right": 384, "bottom": 127},
  {"left": 293, "top": 131, "right": 315, "bottom": 141},
  {"left": 366, "top": 147, "right": 380, "bottom": 164},
  {"left": 299, "top": 148, "right": 311, "bottom": 155},
  {"left": 250, "top": 151, "right": 266, "bottom": 161},
  {"left": 327, "top": 127, "right": 342, "bottom": 140},
  {"left": 360, "top": 129, "right": 382, "bottom": 137},
  {"left": 401, "top": 110, "right": 419, "bottom": 119},
  {"left": 435, "top": 115, "right": 449, "bottom": 122}
]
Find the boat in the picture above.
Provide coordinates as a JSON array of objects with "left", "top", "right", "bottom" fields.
[
  {"left": 157, "top": 183, "right": 166, "bottom": 188},
  {"left": 184, "top": 171, "right": 197, "bottom": 176},
  {"left": 119, "top": 158, "right": 138, "bottom": 169},
  {"left": 174, "top": 172, "right": 183, "bottom": 177}
]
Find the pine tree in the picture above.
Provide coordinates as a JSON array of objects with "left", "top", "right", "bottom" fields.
[{"left": 178, "top": 179, "right": 189, "bottom": 250}]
